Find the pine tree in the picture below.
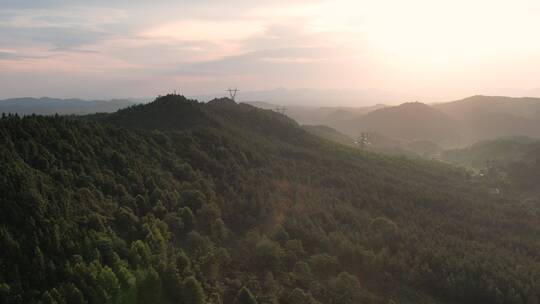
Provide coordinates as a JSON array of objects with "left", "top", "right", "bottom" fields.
[
  {"left": 182, "top": 276, "right": 205, "bottom": 304},
  {"left": 234, "top": 287, "right": 257, "bottom": 304}
]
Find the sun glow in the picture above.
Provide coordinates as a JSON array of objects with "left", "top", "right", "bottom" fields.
[
  {"left": 310, "top": 0, "right": 540, "bottom": 63},
  {"left": 3, "top": 0, "right": 540, "bottom": 99}
]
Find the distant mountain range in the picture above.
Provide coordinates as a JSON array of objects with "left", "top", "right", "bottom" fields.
[
  {"left": 250, "top": 95, "right": 540, "bottom": 149},
  {"left": 4, "top": 95, "right": 540, "bottom": 150},
  {"left": 434, "top": 95, "right": 540, "bottom": 144},
  {"left": 434, "top": 95, "right": 540, "bottom": 119},
  {"left": 0, "top": 97, "right": 136, "bottom": 115},
  {"left": 246, "top": 101, "right": 386, "bottom": 127}
]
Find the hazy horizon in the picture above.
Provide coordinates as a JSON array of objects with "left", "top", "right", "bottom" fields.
[
  {"left": 3, "top": 0, "right": 540, "bottom": 103},
  {"left": 4, "top": 89, "right": 539, "bottom": 108}
]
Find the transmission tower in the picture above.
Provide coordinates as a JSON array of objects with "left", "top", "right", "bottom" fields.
[
  {"left": 226, "top": 88, "right": 239, "bottom": 101},
  {"left": 354, "top": 132, "right": 370, "bottom": 149}
]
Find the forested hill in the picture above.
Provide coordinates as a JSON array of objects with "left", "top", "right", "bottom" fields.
[
  {"left": 101, "top": 96, "right": 309, "bottom": 146},
  {"left": 1, "top": 94, "right": 539, "bottom": 304},
  {"left": 442, "top": 137, "right": 540, "bottom": 199}
]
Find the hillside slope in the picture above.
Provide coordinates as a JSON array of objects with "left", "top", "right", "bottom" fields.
[
  {"left": 442, "top": 136, "right": 540, "bottom": 198},
  {"left": 352, "top": 102, "right": 460, "bottom": 145},
  {"left": 301, "top": 125, "right": 355, "bottom": 147},
  {"left": 434, "top": 96, "right": 540, "bottom": 143},
  {"left": 1, "top": 94, "right": 539, "bottom": 304},
  {"left": 434, "top": 95, "right": 540, "bottom": 120}
]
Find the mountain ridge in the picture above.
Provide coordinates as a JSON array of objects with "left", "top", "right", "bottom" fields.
[{"left": 0, "top": 97, "right": 136, "bottom": 115}]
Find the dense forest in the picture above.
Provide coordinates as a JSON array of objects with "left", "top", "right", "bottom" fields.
[{"left": 1, "top": 95, "right": 539, "bottom": 304}]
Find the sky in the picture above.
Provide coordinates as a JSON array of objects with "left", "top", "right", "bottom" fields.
[{"left": 2, "top": 0, "right": 540, "bottom": 104}]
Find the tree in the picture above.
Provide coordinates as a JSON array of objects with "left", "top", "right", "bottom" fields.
[
  {"left": 0, "top": 283, "right": 11, "bottom": 304},
  {"left": 179, "top": 207, "right": 195, "bottom": 233},
  {"left": 180, "top": 190, "right": 206, "bottom": 211},
  {"left": 182, "top": 276, "right": 205, "bottom": 304},
  {"left": 62, "top": 283, "right": 86, "bottom": 304},
  {"left": 234, "top": 287, "right": 257, "bottom": 304},
  {"left": 329, "top": 272, "right": 362, "bottom": 304},
  {"left": 97, "top": 266, "right": 120, "bottom": 303},
  {"left": 129, "top": 240, "right": 151, "bottom": 268},
  {"left": 287, "top": 288, "right": 320, "bottom": 304},
  {"left": 137, "top": 267, "right": 162, "bottom": 304}
]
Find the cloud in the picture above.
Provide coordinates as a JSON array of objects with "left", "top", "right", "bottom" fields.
[
  {"left": 184, "top": 47, "right": 336, "bottom": 74},
  {"left": 0, "top": 49, "right": 49, "bottom": 61},
  {"left": 166, "top": 16, "right": 363, "bottom": 83},
  {"left": 0, "top": 5, "right": 132, "bottom": 60},
  {"left": 0, "top": 0, "right": 367, "bottom": 98},
  {"left": 0, "top": 0, "right": 143, "bottom": 9},
  {"left": 0, "top": 0, "right": 57, "bottom": 9},
  {"left": 0, "top": 25, "right": 111, "bottom": 49},
  {"left": 0, "top": 51, "right": 22, "bottom": 60}
]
